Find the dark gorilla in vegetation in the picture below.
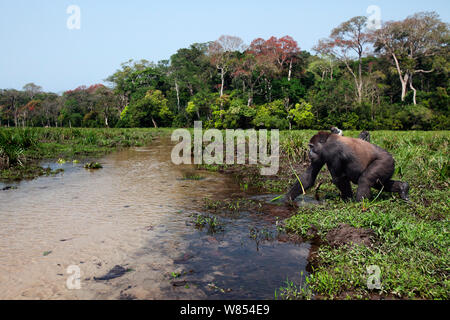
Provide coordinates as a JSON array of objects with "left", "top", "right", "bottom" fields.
[{"left": 286, "top": 131, "right": 410, "bottom": 202}]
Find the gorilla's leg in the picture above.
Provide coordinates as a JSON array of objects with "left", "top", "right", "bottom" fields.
[
  {"left": 374, "top": 180, "right": 410, "bottom": 201},
  {"left": 333, "top": 176, "right": 353, "bottom": 200},
  {"left": 356, "top": 158, "right": 393, "bottom": 201}
]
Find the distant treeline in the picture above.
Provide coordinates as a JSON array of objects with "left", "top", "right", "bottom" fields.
[{"left": 1, "top": 12, "right": 448, "bottom": 130}]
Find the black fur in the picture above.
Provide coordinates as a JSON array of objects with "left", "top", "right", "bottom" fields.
[
  {"left": 286, "top": 132, "right": 409, "bottom": 202},
  {"left": 358, "top": 130, "right": 371, "bottom": 142}
]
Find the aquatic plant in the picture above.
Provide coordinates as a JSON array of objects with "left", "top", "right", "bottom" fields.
[
  {"left": 181, "top": 173, "right": 204, "bottom": 180},
  {"left": 84, "top": 162, "right": 103, "bottom": 169},
  {"left": 275, "top": 273, "right": 313, "bottom": 300},
  {"left": 193, "top": 214, "right": 224, "bottom": 234}
]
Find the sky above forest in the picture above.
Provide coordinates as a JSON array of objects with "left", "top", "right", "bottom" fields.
[{"left": 1, "top": 0, "right": 449, "bottom": 93}]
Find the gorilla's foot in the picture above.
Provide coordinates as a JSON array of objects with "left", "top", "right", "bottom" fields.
[{"left": 399, "top": 182, "right": 410, "bottom": 201}]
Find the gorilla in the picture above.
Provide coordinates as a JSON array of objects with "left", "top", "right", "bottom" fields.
[
  {"left": 330, "top": 127, "right": 343, "bottom": 136},
  {"left": 331, "top": 126, "right": 370, "bottom": 143},
  {"left": 358, "top": 130, "right": 371, "bottom": 142},
  {"left": 286, "top": 131, "right": 409, "bottom": 202}
]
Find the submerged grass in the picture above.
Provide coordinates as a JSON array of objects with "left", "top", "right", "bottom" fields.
[{"left": 0, "top": 127, "right": 169, "bottom": 181}]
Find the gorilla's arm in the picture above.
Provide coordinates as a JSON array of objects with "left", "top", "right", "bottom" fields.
[{"left": 285, "top": 161, "right": 324, "bottom": 201}]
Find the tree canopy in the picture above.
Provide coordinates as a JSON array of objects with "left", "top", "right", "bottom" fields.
[{"left": 0, "top": 11, "right": 448, "bottom": 130}]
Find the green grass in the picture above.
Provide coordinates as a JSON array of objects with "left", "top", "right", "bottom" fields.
[{"left": 0, "top": 127, "right": 169, "bottom": 181}]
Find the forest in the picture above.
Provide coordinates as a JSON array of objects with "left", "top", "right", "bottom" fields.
[{"left": 1, "top": 12, "right": 449, "bottom": 131}]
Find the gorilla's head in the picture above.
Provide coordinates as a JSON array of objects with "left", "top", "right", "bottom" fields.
[{"left": 308, "top": 132, "right": 330, "bottom": 162}]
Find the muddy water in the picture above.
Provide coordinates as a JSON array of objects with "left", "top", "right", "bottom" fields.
[{"left": 0, "top": 138, "right": 310, "bottom": 300}]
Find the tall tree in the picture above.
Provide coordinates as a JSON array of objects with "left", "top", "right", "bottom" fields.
[
  {"left": 106, "top": 59, "right": 152, "bottom": 110},
  {"left": 208, "top": 35, "right": 246, "bottom": 101},
  {"left": 170, "top": 43, "right": 211, "bottom": 111},
  {"left": 314, "top": 16, "right": 371, "bottom": 103},
  {"left": 2, "top": 89, "right": 25, "bottom": 127},
  {"left": 23, "top": 83, "right": 42, "bottom": 99},
  {"left": 373, "top": 12, "right": 449, "bottom": 104}
]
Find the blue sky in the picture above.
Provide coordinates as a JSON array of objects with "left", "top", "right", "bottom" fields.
[{"left": 0, "top": 0, "right": 448, "bottom": 93}]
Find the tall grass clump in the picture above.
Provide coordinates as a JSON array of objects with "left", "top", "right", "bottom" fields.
[{"left": 0, "top": 128, "right": 38, "bottom": 169}]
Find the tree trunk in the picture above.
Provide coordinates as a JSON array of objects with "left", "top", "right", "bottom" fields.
[
  {"left": 219, "top": 68, "right": 225, "bottom": 110},
  {"left": 330, "top": 60, "right": 333, "bottom": 80},
  {"left": 175, "top": 80, "right": 181, "bottom": 112},
  {"left": 409, "top": 76, "right": 417, "bottom": 105},
  {"left": 401, "top": 74, "right": 409, "bottom": 102},
  {"left": 391, "top": 52, "right": 410, "bottom": 102},
  {"left": 288, "top": 58, "right": 293, "bottom": 82},
  {"left": 344, "top": 61, "right": 361, "bottom": 103},
  {"left": 12, "top": 97, "right": 18, "bottom": 127},
  {"left": 151, "top": 117, "right": 158, "bottom": 128},
  {"left": 358, "top": 56, "right": 363, "bottom": 103},
  {"left": 220, "top": 68, "right": 225, "bottom": 98},
  {"left": 247, "top": 86, "right": 254, "bottom": 106}
]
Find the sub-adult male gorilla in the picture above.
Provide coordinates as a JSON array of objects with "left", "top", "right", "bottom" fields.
[{"left": 286, "top": 131, "right": 409, "bottom": 202}]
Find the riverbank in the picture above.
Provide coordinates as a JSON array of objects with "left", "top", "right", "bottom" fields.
[
  {"left": 0, "top": 128, "right": 170, "bottom": 182},
  {"left": 199, "top": 130, "right": 449, "bottom": 300}
]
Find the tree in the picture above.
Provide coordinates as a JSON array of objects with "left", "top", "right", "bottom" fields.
[
  {"left": 2, "top": 89, "right": 26, "bottom": 127},
  {"left": 169, "top": 43, "right": 212, "bottom": 112},
  {"left": 23, "top": 83, "right": 42, "bottom": 99},
  {"left": 208, "top": 35, "right": 246, "bottom": 100},
  {"left": 315, "top": 16, "right": 371, "bottom": 103},
  {"left": 307, "top": 55, "right": 337, "bottom": 81},
  {"left": 106, "top": 59, "right": 153, "bottom": 111},
  {"left": 373, "top": 12, "right": 449, "bottom": 104},
  {"left": 289, "top": 99, "right": 314, "bottom": 128},
  {"left": 122, "top": 90, "right": 173, "bottom": 128},
  {"left": 93, "top": 86, "right": 120, "bottom": 127},
  {"left": 40, "top": 93, "right": 61, "bottom": 127},
  {"left": 233, "top": 51, "right": 275, "bottom": 106}
]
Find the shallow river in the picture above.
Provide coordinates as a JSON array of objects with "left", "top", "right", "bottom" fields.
[{"left": 0, "top": 137, "right": 310, "bottom": 300}]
